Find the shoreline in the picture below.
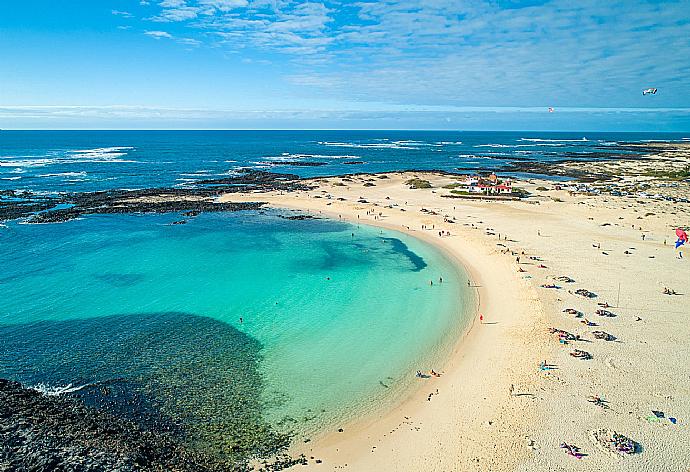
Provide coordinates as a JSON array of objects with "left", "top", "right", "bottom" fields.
[
  {"left": 223, "top": 178, "right": 549, "bottom": 471},
  {"left": 223, "top": 168, "right": 690, "bottom": 471}
]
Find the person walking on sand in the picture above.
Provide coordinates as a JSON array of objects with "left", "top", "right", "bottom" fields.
[{"left": 480, "top": 314, "right": 484, "bottom": 324}]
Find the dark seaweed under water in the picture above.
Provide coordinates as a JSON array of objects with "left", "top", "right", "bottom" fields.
[{"left": 0, "top": 312, "right": 290, "bottom": 467}]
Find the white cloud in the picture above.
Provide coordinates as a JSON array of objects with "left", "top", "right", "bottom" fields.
[
  {"left": 131, "top": 0, "right": 690, "bottom": 107},
  {"left": 144, "top": 30, "right": 174, "bottom": 39},
  {"left": 151, "top": 5, "right": 200, "bottom": 22},
  {"left": 160, "top": 0, "right": 186, "bottom": 7},
  {"left": 198, "top": 0, "right": 248, "bottom": 12},
  {"left": 111, "top": 9, "right": 133, "bottom": 18},
  {"left": 2, "top": 105, "right": 688, "bottom": 131},
  {"left": 178, "top": 37, "right": 202, "bottom": 46}
]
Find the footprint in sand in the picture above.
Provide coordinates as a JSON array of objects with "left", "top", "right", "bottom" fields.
[{"left": 605, "top": 356, "right": 636, "bottom": 374}]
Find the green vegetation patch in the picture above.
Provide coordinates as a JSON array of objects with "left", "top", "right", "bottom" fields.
[{"left": 405, "top": 179, "right": 432, "bottom": 189}]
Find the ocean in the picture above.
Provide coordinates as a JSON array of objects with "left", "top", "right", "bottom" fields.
[
  {"left": 2, "top": 130, "right": 688, "bottom": 194},
  {"left": 0, "top": 130, "right": 686, "bottom": 465}
]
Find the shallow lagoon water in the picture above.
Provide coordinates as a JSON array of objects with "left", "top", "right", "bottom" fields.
[{"left": 0, "top": 210, "right": 473, "bottom": 456}]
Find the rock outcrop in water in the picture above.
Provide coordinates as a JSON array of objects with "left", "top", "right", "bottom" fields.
[
  {"left": 0, "top": 170, "right": 312, "bottom": 224},
  {"left": 0, "top": 378, "right": 221, "bottom": 471},
  {"left": 0, "top": 313, "right": 308, "bottom": 471}
]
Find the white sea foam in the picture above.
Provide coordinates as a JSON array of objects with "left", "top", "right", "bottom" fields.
[
  {"left": 519, "top": 137, "right": 588, "bottom": 143},
  {"left": 0, "top": 158, "right": 57, "bottom": 168},
  {"left": 318, "top": 141, "right": 419, "bottom": 150},
  {"left": 263, "top": 153, "right": 359, "bottom": 161},
  {"left": 475, "top": 144, "right": 514, "bottom": 148},
  {"left": 458, "top": 154, "right": 491, "bottom": 159},
  {"left": 436, "top": 141, "right": 463, "bottom": 145},
  {"left": 38, "top": 172, "right": 88, "bottom": 178},
  {"left": 0, "top": 147, "right": 136, "bottom": 168},
  {"left": 30, "top": 382, "right": 95, "bottom": 396},
  {"left": 391, "top": 140, "right": 441, "bottom": 147},
  {"left": 71, "top": 146, "right": 133, "bottom": 153},
  {"left": 0, "top": 176, "right": 21, "bottom": 180}
]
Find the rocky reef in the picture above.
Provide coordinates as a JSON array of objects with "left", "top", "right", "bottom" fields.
[
  {"left": 0, "top": 170, "right": 311, "bottom": 224},
  {"left": 0, "top": 378, "right": 219, "bottom": 471},
  {"left": 0, "top": 312, "right": 308, "bottom": 471}
]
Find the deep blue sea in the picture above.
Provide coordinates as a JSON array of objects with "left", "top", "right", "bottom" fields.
[{"left": 2, "top": 130, "right": 688, "bottom": 194}]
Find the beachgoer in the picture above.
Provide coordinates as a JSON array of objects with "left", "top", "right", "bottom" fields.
[
  {"left": 439, "top": 276, "right": 443, "bottom": 283},
  {"left": 479, "top": 314, "right": 484, "bottom": 323},
  {"left": 239, "top": 317, "right": 243, "bottom": 323}
]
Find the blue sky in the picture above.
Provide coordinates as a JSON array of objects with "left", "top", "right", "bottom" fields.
[{"left": 1, "top": 0, "right": 689, "bottom": 130}]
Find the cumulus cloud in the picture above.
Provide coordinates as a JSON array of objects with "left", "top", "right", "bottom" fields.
[{"left": 133, "top": 0, "right": 690, "bottom": 108}]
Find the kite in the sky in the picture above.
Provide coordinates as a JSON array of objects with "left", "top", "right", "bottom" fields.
[
  {"left": 643, "top": 88, "right": 658, "bottom": 95},
  {"left": 548, "top": 107, "right": 554, "bottom": 113},
  {"left": 676, "top": 228, "right": 688, "bottom": 249}
]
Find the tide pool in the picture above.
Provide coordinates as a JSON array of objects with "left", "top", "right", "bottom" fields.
[{"left": 0, "top": 210, "right": 473, "bottom": 460}]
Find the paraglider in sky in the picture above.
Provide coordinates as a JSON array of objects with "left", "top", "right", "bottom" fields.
[
  {"left": 675, "top": 228, "right": 688, "bottom": 249},
  {"left": 642, "top": 88, "right": 658, "bottom": 96}
]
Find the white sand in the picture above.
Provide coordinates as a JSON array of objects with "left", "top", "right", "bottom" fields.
[{"left": 222, "top": 171, "right": 690, "bottom": 471}]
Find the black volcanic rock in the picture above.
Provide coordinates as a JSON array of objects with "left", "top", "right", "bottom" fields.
[
  {"left": 0, "top": 170, "right": 313, "bottom": 224},
  {"left": 0, "top": 378, "right": 219, "bottom": 471}
]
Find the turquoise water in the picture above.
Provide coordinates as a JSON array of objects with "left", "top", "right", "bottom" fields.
[{"left": 0, "top": 210, "right": 472, "bottom": 456}]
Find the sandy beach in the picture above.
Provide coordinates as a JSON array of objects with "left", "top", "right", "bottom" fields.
[{"left": 222, "top": 165, "right": 690, "bottom": 471}]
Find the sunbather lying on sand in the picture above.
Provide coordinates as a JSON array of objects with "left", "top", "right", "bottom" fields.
[
  {"left": 570, "top": 349, "right": 593, "bottom": 360},
  {"left": 560, "top": 442, "right": 585, "bottom": 459}
]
